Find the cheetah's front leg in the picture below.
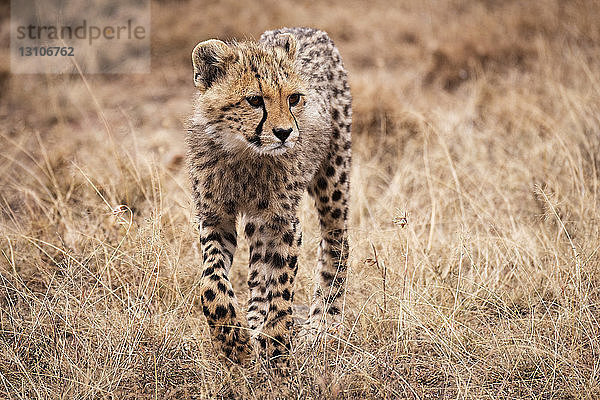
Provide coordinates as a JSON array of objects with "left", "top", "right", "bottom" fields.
[
  {"left": 244, "top": 217, "right": 300, "bottom": 363},
  {"left": 198, "top": 215, "right": 250, "bottom": 363}
]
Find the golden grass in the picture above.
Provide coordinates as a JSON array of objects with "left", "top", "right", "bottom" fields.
[{"left": 1, "top": 0, "right": 600, "bottom": 398}]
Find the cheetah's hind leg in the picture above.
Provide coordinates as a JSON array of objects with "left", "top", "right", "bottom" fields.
[{"left": 303, "top": 136, "right": 351, "bottom": 343}]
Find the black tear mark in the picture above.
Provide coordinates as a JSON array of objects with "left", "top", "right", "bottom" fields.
[
  {"left": 255, "top": 101, "right": 268, "bottom": 137},
  {"left": 248, "top": 135, "right": 262, "bottom": 146},
  {"left": 253, "top": 73, "right": 268, "bottom": 141},
  {"left": 289, "top": 104, "right": 299, "bottom": 133}
]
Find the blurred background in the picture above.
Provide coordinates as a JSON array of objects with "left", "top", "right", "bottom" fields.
[{"left": 1, "top": 1, "right": 600, "bottom": 398}]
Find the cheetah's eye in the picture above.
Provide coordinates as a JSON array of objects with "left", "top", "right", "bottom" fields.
[
  {"left": 288, "top": 93, "right": 302, "bottom": 107},
  {"left": 246, "top": 96, "right": 264, "bottom": 108}
]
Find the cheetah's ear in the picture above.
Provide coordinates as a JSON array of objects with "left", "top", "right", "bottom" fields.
[
  {"left": 191, "top": 39, "right": 236, "bottom": 92},
  {"left": 273, "top": 33, "right": 297, "bottom": 60}
]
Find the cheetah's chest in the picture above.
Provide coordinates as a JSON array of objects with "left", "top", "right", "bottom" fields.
[{"left": 203, "top": 154, "right": 307, "bottom": 217}]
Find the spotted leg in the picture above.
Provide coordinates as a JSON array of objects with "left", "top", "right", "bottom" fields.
[
  {"left": 307, "top": 151, "right": 350, "bottom": 335},
  {"left": 244, "top": 217, "right": 300, "bottom": 362},
  {"left": 244, "top": 219, "right": 269, "bottom": 338},
  {"left": 198, "top": 214, "right": 250, "bottom": 363}
]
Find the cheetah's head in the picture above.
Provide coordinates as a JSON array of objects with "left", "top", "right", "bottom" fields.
[{"left": 190, "top": 34, "right": 309, "bottom": 156}]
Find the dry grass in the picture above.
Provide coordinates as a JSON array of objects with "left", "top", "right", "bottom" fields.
[{"left": 2, "top": 0, "right": 600, "bottom": 398}]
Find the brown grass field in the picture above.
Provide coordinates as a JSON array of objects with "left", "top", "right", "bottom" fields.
[{"left": 2, "top": 0, "right": 600, "bottom": 398}]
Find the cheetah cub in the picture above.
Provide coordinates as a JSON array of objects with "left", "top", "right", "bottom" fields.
[{"left": 187, "top": 27, "right": 351, "bottom": 364}]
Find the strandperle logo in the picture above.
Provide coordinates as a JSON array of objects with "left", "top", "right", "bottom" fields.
[
  {"left": 15, "top": 20, "right": 147, "bottom": 45},
  {"left": 11, "top": 0, "right": 150, "bottom": 74}
]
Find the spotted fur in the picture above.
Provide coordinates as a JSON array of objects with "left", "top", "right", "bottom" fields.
[{"left": 187, "top": 27, "right": 351, "bottom": 364}]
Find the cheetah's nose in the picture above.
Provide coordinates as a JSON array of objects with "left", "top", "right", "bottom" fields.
[{"left": 273, "top": 127, "right": 292, "bottom": 143}]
